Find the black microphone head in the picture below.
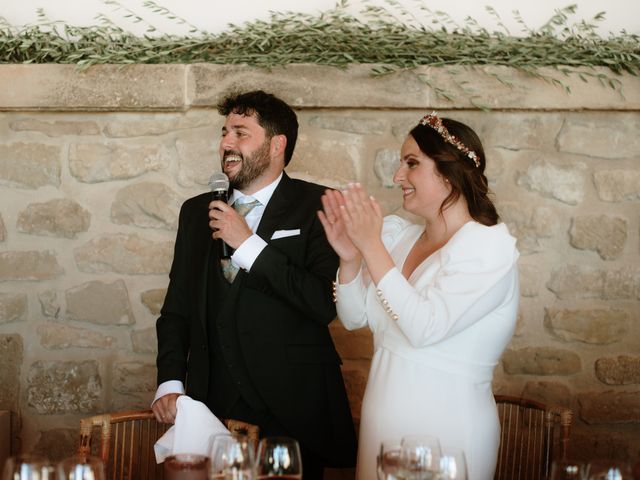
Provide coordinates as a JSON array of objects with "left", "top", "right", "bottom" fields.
[{"left": 208, "top": 172, "right": 229, "bottom": 193}]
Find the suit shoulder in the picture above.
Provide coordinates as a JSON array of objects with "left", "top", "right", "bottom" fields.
[
  {"left": 182, "top": 192, "right": 210, "bottom": 209},
  {"left": 287, "top": 176, "right": 329, "bottom": 197}
]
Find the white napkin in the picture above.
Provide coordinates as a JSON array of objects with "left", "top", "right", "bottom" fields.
[{"left": 154, "top": 395, "right": 230, "bottom": 463}]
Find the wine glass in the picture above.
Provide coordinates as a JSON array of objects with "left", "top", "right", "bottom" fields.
[
  {"left": 2, "top": 454, "right": 49, "bottom": 480},
  {"left": 399, "top": 435, "right": 441, "bottom": 480},
  {"left": 587, "top": 460, "right": 633, "bottom": 480},
  {"left": 550, "top": 460, "right": 589, "bottom": 480},
  {"left": 438, "top": 447, "right": 467, "bottom": 480},
  {"left": 377, "top": 439, "right": 401, "bottom": 480},
  {"left": 255, "top": 436, "right": 302, "bottom": 480},
  {"left": 56, "top": 455, "right": 105, "bottom": 480},
  {"left": 209, "top": 433, "right": 255, "bottom": 480}
]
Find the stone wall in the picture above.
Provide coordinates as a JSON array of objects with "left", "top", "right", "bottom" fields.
[{"left": 0, "top": 64, "right": 639, "bottom": 464}]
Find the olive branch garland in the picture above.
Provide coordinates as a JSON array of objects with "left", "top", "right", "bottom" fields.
[{"left": 0, "top": 0, "right": 637, "bottom": 106}]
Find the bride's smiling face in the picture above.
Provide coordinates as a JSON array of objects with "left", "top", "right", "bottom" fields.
[{"left": 393, "top": 135, "right": 451, "bottom": 217}]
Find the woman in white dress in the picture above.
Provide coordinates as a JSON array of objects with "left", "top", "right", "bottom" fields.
[{"left": 318, "top": 113, "right": 519, "bottom": 480}]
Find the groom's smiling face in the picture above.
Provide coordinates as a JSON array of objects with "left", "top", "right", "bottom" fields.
[{"left": 220, "top": 112, "right": 272, "bottom": 191}]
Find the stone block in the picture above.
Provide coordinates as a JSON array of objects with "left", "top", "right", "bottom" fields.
[
  {"left": 290, "top": 134, "right": 360, "bottom": 184},
  {"left": 113, "top": 362, "right": 156, "bottom": 393},
  {"left": 374, "top": 149, "right": 400, "bottom": 188},
  {"left": 38, "top": 290, "right": 60, "bottom": 318},
  {"left": 10, "top": 119, "right": 100, "bottom": 137},
  {"left": 65, "top": 279, "right": 134, "bottom": 326},
  {"left": 27, "top": 360, "right": 101, "bottom": 414},
  {"left": 0, "top": 293, "right": 27, "bottom": 324},
  {"left": 0, "top": 334, "right": 23, "bottom": 410},
  {"left": 330, "top": 321, "right": 374, "bottom": 360},
  {"left": 517, "top": 159, "right": 587, "bottom": 205},
  {"left": 594, "top": 169, "right": 640, "bottom": 202},
  {"left": 579, "top": 391, "right": 640, "bottom": 424},
  {"left": 0, "top": 214, "right": 5, "bottom": 242},
  {"left": 111, "top": 182, "right": 182, "bottom": 230},
  {"left": 497, "top": 202, "right": 557, "bottom": 254},
  {"left": 0, "top": 251, "right": 63, "bottom": 282},
  {"left": 0, "top": 143, "right": 61, "bottom": 189},
  {"left": 141, "top": 289, "right": 166, "bottom": 315},
  {"left": 502, "top": 347, "right": 582, "bottom": 375},
  {"left": 557, "top": 114, "right": 640, "bottom": 159},
  {"left": 104, "top": 114, "right": 214, "bottom": 138},
  {"left": 0, "top": 64, "right": 186, "bottom": 110},
  {"left": 69, "top": 143, "right": 171, "bottom": 184},
  {"left": 175, "top": 136, "right": 218, "bottom": 188},
  {"left": 74, "top": 234, "right": 173, "bottom": 275},
  {"left": 544, "top": 308, "right": 629, "bottom": 345},
  {"left": 32, "top": 428, "right": 78, "bottom": 462},
  {"left": 569, "top": 215, "right": 627, "bottom": 260},
  {"left": 308, "top": 115, "right": 386, "bottom": 135},
  {"left": 476, "top": 113, "right": 564, "bottom": 151},
  {"left": 547, "top": 265, "right": 604, "bottom": 299},
  {"left": 519, "top": 263, "right": 542, "bottom": 297},
  {"left": 38, "top": 323, "right": 116, "bottom": 349},
  {"left": 17, "top": 198, "right": 90, "bottom": 239},
  {"left": 521, "top": 380, "right": 572, "bottom": 408},
  {"left": 131, "top": 327, "right": 157, "bottom": 354},
  {"left": 568, "top": 428, "right": 631, "bottom": 462},
  {"left": 595, "top": 356, "right": 640, "bottom": 385},
  {"left": 603, "top": 268, "right": 640, "bottom": 300}
]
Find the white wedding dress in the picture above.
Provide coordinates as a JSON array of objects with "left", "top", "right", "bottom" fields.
[{"left": 336, "top": 216, "right": 519, "bottom": 480}]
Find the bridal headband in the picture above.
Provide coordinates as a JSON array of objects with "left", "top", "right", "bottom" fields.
[{"left": 418, "top": 112, "right": 480, "bottom": 168}]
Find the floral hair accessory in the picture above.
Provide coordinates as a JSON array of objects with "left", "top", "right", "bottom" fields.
[{"left": 418, "top": 111, "right": 480, "bottom": 168}]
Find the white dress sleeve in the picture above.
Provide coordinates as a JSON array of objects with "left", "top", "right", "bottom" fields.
[
  {"left": 336, "top": 215, "right": 409, "bottom": 331},
  {"left": 376, "top": 222, "right": 519, "bottom": 348}
]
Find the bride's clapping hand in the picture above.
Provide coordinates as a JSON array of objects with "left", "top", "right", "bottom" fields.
[
  {"left": 340, "top": 182, "right": 383, "bottom": 253},
  {"left": 318, "top": 188, "right": 360, "bottom": 262}
]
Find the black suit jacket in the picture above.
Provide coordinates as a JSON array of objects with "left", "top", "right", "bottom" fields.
[{"left": 156, "top": 173, "right": 357, "bottom": 467}]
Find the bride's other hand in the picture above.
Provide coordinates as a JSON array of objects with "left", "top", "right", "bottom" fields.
[
  {"left": 340, "top": 183, "right": 384, "bottom": 253},
  {"left": 318, "top": 188, "right": 361, "bottom": 262}
]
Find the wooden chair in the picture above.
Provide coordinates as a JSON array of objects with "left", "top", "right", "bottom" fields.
[
  {"left": 78, "top": 409, "right": 259, "bottom": 480},
  {"left": 494, "top": 395, "right": 572, "bottom": 480}
]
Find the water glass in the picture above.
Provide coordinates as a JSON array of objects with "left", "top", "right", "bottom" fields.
[
  {"left": 56, "top": 455, "right": 105, "bottom": 480},
  {"left": 2, "top": 454, "right": 50, "bottom": 480},
  {"left": 377, "top": 440, "right": 401, "bottom": 480},
  {"left": 587, "top": 460, "right": 633, "bottom": 480},
  {"left": 399, "top": 435, "right": 441, "bottom": 480},
  {"left": 438, "top": 447, "right": 467, "bottom": 480},
  {"left": 209, "top": 433, "right": 255, "bottom": 480},
  {"left": 255, "top": 437, "right": 302, "bottom": 480}
]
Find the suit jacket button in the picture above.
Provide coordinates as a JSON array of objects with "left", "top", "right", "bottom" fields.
[{"left": 202, "top": 344, "right": 207, "bottom": 351}]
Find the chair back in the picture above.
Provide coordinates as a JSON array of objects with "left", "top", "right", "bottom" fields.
[
  {"left": 78, "top": 409, "right": 259, "bottom": 480},
  {"left": 494, "top": 395, "right": 572, "bottom": 480}
]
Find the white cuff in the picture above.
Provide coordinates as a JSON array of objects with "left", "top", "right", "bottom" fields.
[
  {"left": 152, "top": 380, "right": 185, "bottom": 407},
  {"left": 232, "top": 234, "right": 268, "bottom": 272}
]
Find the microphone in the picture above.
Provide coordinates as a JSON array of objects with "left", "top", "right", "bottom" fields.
[{"left": 208, "top": 172, "right": 233, "bottom": 259}]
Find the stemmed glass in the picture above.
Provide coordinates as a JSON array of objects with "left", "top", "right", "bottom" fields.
[
  {"left": 56, "top": 455, "right": 105, "bottom": 480},
  {"left": 377, "top": 439, "right": 401, "bottom": 480},
  {"left": 255, "top": 437, "right": 302, "bottom": 480},
  {"left": 209, "top": 433, "right": 255, "bottom": 480},
  {"left": 587, "top": 460, "right": 633, "bottom": 480},
  {"left": 2, "top": 454, "right": 50, "bottom": 480},
  {"left": 399, "top": 435, "right": 441, "bottom": 480},
  {"left": 438, "top": 447, "right": 467, "bottom": 480}
]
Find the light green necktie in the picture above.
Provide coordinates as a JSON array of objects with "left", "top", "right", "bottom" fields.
[{"left": 221, "top": 198, "right": 261, "bottom": 283}]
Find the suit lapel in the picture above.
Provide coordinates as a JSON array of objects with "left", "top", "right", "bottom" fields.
[{"left": 256, "top": 173, "right": 294, "bottom": 241}]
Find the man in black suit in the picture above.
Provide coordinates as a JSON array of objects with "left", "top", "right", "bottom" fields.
[{"left": 152, "top": 90, "right": 357, "bottom": 479}]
